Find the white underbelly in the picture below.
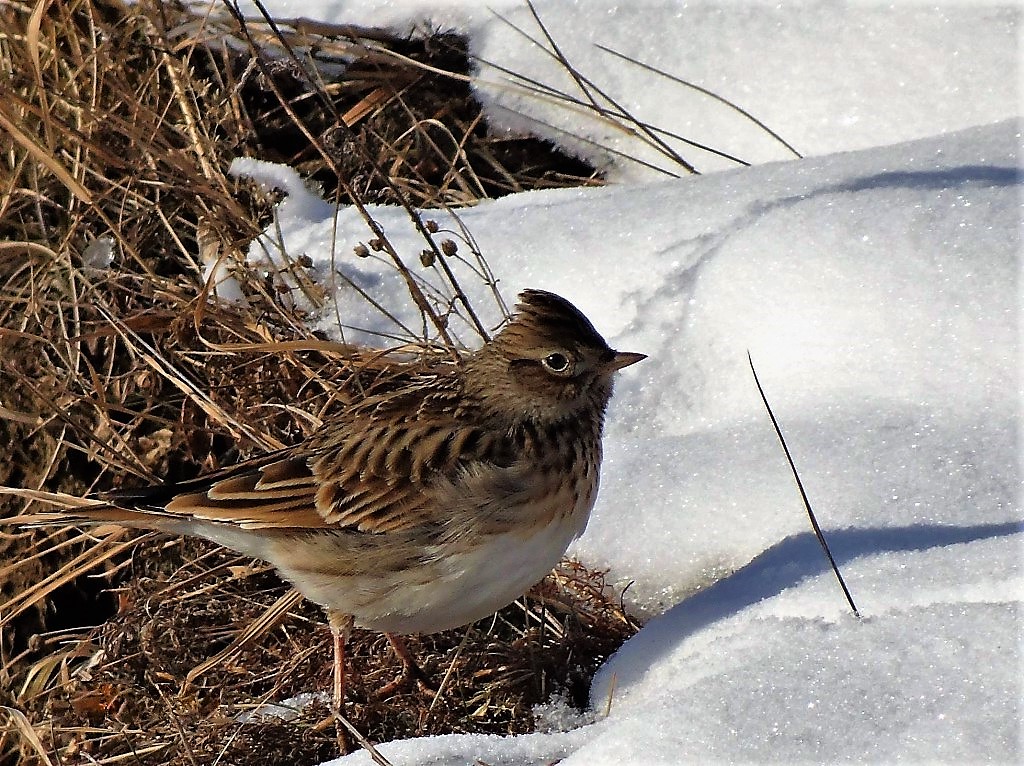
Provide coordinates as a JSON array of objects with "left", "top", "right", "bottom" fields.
[{"left": 287, "top": 513, "right": 586, "bottom": 635}]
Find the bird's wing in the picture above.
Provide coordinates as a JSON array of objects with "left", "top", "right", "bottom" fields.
[
  {"left": 100, "top": 450, "right": 329, "bottom": 530},
  {"left": 305, "top": 377, "right": 516, "bottom": 533},
  {"left": 95, "top": 381, "right": 513, "bottom": 535},
  {"left": 308, "top": 417, "right": 513, "bottom": 533}
]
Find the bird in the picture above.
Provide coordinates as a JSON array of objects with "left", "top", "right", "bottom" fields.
[{"left": 3, "top": 289, "right": 644, "bottom": 715}]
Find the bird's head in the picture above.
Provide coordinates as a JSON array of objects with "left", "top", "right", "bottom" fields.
[{"left": 466, "top": 289, "right": 645, "bottom": 423}]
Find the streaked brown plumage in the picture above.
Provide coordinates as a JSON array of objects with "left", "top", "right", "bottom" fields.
[{"left": 8, "top": 289, "right": 644, "bottom": 710}]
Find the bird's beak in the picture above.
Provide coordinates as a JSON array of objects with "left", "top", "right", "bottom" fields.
[{"left": 606, "top": 350, "right": 646, "bottom": 371}]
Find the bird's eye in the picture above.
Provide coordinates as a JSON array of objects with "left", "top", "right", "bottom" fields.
[{"left": 541, "top": 352, "right": 571, "bottom": 373}]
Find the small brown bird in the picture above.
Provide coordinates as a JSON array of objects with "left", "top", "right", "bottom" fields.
[{"left": 5, "top": 289, "right": 644, "bottom": 711}]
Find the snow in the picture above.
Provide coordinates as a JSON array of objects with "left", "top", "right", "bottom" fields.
[
  {"left": 218, "top": 1, "right": 1021, "bottom": 763},
  {"left": 235, "top": 0, "right": 1019, "bottom": 181}
]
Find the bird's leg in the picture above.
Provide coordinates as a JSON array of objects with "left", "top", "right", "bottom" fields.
[
  {"left": 327, "top": 610, "right": 354, "bottom": 712},
  {"left": 327, "top": 611, "right": 355, "bottom": 754},
  {"left": 378, "top": 632, "right": 437, "bottom": 696}
]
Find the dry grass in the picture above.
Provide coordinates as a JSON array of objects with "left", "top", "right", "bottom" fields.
[
  {"left": 5, "top": 543, "right": 635, "bottom": 765},
  {"left": 0, "top": 1, "right": 638, "bottom": 763}
]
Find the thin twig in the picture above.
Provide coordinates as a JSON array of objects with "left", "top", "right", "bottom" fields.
[
  {"left": 747, "top": 351, "right": 860, "bottom": 617},
  {"left": 521, "top": 0, "right": 697, "bottom": 173},
  {"left": 333, "top": 713, "right": 396, "bottom": 766},
  {"left": 596, "top": 44, "right": 803, "bottom": 160}
]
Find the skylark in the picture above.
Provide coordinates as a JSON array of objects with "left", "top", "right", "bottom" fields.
[{"left": 7, "top": 289, "right": 644, "bottom": 711}]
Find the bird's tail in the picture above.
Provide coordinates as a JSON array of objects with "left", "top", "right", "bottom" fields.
[{"left": 0, "top": 486, "right": 150, "bottom": 526}]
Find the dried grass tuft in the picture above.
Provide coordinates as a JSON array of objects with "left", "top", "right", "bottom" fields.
[{"left": 0, "top": 1, "right": 638, "bottom": 763}]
